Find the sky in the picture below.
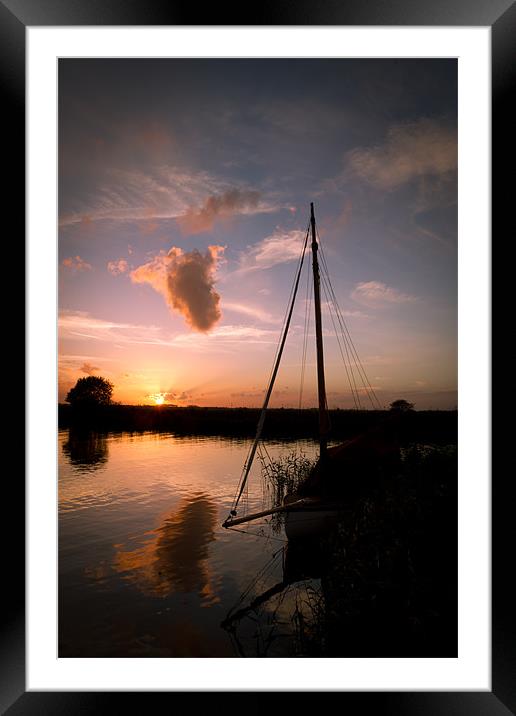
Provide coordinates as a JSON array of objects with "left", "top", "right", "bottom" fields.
[{"left": 58, "top": 59, "right": 457, "bottom": 409}]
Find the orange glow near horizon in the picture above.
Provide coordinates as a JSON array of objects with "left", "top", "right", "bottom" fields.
[{"left": 58, "top": 60, "right": 458, "bottom": 413}]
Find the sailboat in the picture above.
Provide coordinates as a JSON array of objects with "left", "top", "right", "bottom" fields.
[{"left": 223, "top": 203, "right": 398, "bottom": 538}]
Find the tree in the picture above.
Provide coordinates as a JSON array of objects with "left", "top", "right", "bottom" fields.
[
  {"left": 66, "top": 376, "right": 113, "bottom": 407},
  {"left": 389, "top": 399, "right": 415, "bottom": 412}
]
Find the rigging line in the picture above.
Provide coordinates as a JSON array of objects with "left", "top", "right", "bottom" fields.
[
  {"left": 230, "top": 224, "right": 310, "bottom": 509},
  {"left": 260, "top": 441, "right": 275, "bottom": 470},
  {"left": 320, "top": 273, "right": 360, "bottom": 410},
  {"left": 226, "top": 549, "right": 285, "bottom": 618},
  {"left": 320, "top": 269, "right": 362, "bottom": 409},
  {"left": 264, "top": 219, "right": 311, "bottom": 389},
  {"left": 227, "top": 553, "right": 283, "bottom": 619},
  {"left": 298, "top": 259, "right": 309, "bottom": 409},
  {"left": 317, "top": 234, "right": 381, "bottom": 409},
  {"left": 230, "top": 226, "right": 310, "bottom": 515},
  {"left": 328, "top": 279, "right": 381, "bottom": 410},
  {"left": 314, "top": 232, "right": 362, "bottom": 405},
  {"left": 318, "top": 236, "right": 382, "bottom": 410},
  {"left": 232, "top": 222, "right": 311, "bottom": 505},
  {"left": 298, "top": 257, "right": 313, "bottom": 410},
  {"left": 226, "top": 526, "right": 287, "bottom": 543}
]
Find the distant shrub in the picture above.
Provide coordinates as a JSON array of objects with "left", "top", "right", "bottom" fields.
[
  {"left": 389, "top": 399, "right": 415, "bottom": 412},
  {"left": 66, "top": 376, "right": 113, "bottom": 407}
]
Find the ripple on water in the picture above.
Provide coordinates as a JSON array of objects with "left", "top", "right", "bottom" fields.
[{"left": 59, "top": 430, "right": 320, "bottom": 657}]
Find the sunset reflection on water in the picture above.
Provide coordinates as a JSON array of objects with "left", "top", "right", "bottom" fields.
[
  {"left": 113, "top": 493, "right": 219, "bottom": 604},
  {"left": 58, "top": 430, "right": 321, "bottom": 657}
]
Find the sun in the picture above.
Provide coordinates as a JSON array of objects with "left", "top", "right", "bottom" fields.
[{"left": 154, "top": 394, "right": 165, "bottom": 406}]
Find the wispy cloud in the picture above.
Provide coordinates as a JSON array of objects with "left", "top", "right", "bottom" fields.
[
  {"left": 346, "top": 118, "right": 457, "bottom": 190},
  {"left": 351, "top": 281, "right": 417, "bottom": 307},
  {"left": 62, "top": 255, "right": 92, "bottom": 272},
  {"left": 177, "top": 189, "right": 263, "bottom": 234},
  {"left": 59, "top": 310, "right": 163, "bottom": 344},
  {"left": 59, "top": 167, "right": 222, "bottom": 226},
  {"left": 60, "top": 166, "right": 280, "bottom": 228},
  {"left": 80, "top": 362, "right": 100, "bottom": 375},
  {"left": 223, "top": 301, "right": 280, "bottom": 324},
  {"left": 296, "top": 296, "right": 369, "bottom": 321},
  {"left": 107, "top": 259, "right": 129, "bottom": 276},
  {"left": 168, "top": 324, "right": 277, "bottom": 347},
  {"left": 238, "top": 229, "right": 306, "bottom": 273},
  {"left": 146, "top": 390, "right": 191, "bottom": 404},
  {"left": 130, "top": 245, "right": 225, "bottom": 332},
  {"left": 59, "top": 309, "right": 276, "bottom": 350}
]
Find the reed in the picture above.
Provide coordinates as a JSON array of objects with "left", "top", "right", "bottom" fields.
[{"left": 260, "top": 450, "right": 316, "bottom": 507}]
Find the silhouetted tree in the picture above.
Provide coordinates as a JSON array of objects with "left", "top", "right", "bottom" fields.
[
  {"left": 389, "top": 399, "right": 415, "bottom": 412},
  {"left": 66, "top": 376, "right": 113, "bottom": 407}
]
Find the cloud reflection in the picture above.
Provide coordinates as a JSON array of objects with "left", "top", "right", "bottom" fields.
[{"left": 113, "top": 493, "right": 218, "bottom": 603}]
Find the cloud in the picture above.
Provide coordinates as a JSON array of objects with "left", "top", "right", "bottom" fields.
[
  {"left": 59, "top": 167, "right": 221, "bottom": 226},
  {"left": 346, "top": 118, "right": 457, "bottom": 190},
  {"left": 223, "top": 301, "right": 280, "bottom": 324},
  {"left": 107, "top": 259, "right": 129, "bottom": 276},
  {"left": 59, "top": 166, "right": 280, "bottom": 228},
  {"left": 80, "top": 362, "right": 100, "bottom": 375},
  {"left": 167, "top": 324, "right": 277, "bottom": 347},
  {"left": 59, "top": 310, "right": 276, "bottom": 350},
  {"left": 59, "top": 310, "right": 163, "bottom": 344},
  {"left": 177, "top": 189, "right": 262, "bottom": 234},
  {"left": 130, "top": 245, "right": 225, "bottom": 332},
  {"left": 150, "top": 389, "right": 194, "bottom": 404},
  {"left": 334, "top": 199, "right": 352, "bottom": 230},
  {"left": 351, "top": 281, "right": 417, "bottom": 307},
  {"left": 146, "top": 391, "right": 190, "bottom": 405},
  {"left": 239, "top": 229, "right": 306, "bottom": 272},
  {"left": 62, "top": 255, "right": 92, "bottom": 272}
]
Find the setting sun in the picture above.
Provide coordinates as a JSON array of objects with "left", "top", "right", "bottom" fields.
[{"left": 153, "top": 394, "right": 165, "bottom": 406}]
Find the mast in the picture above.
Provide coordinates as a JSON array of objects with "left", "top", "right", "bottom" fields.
[{"left": 310, "top": 202, "right": 330, "bottom": 465}]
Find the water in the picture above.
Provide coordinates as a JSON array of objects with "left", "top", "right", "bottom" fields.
[{"left": 59, "top": 429, "right": 321, "bottom": 657}]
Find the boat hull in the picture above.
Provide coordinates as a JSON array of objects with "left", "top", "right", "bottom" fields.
[
  {"left": 282, "top": 494, "right": 349, "bottom": 538},
  {"left": 284, "top": 506, "right": 342, "bottom": 539}
]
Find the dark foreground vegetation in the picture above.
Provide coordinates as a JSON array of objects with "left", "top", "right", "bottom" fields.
[
  {"left": 59, "top": 403, "right": 457, "bottom": 444},
  {"left": 226, "top": 444, "right": 457, "bottom": 657}
]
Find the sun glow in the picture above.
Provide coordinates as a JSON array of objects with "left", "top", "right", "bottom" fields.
[{"left": 152, "top": 393, "right": 165, "bottom": 405}]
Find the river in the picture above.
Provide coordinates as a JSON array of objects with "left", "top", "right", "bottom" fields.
[{"left": 58, "top": 429, "right": 322, "bottom": 657}]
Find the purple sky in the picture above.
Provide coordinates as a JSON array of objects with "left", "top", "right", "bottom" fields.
[{"left": 58, "top": 59, "right": 457, "bottom": 409}]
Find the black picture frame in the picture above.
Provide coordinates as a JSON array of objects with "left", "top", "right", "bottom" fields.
[{"left": 5, "top": 0, "right": 512, "bottom": 711}]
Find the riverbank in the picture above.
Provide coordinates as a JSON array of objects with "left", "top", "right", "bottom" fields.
[{"left": 58, "top": 404, "right": 457, "bottom": 444}]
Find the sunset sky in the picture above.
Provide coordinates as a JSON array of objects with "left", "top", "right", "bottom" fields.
[{"left": 58, "top": 59, "right": 457, "bottom": 409}]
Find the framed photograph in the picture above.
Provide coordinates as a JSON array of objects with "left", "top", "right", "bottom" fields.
[{"left": 5, "top": 0, "right": 510, "bottom": 710}]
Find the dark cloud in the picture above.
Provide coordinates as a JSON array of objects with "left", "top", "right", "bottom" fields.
[
  {"left": 131, "top": 245, "right": 225, "bottom": 332},
  {"left": 178, "top": 189, "right": 260, "bottom": 235}
]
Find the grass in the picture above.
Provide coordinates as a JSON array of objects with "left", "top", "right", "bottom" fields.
[
  {"left": 229, "top": 442, "right": 458, "bottom": 657},
  {"left": 298, "top": 442, "right": 458, "bottom": 656}
]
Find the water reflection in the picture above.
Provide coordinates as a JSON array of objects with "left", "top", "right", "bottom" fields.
[
  {"left": 113, "top": 493, "right": 218, "bottom": 603},
  {"left": 62, "top": 430, "right": 108, "bottom": 471},
  {"left": 221, "top": 535, "right": 327, "bottom": 657}
]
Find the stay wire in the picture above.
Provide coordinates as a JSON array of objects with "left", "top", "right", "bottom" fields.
[
  {"left": 319, "top": 243, "right": 381, "bottom": 410},
  {"left": 298, "top": 256, "right": 313, "bottom": 410},
  {"left": 230, "top": 223, "right": 310, "bottom": 512},
  {"left": 320, "top": 269, "right": 362, "bottom": 409},
  {"left": 317, "top": 231, "right": 382, "bottom": 410}
]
